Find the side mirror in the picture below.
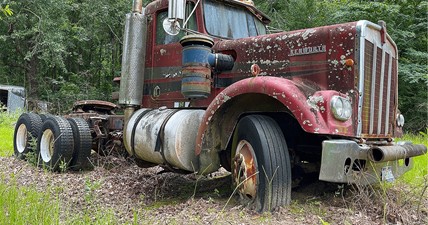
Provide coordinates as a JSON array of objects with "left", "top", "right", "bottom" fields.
[
  {"left": 168, "top": 0, "right": 185, "bottom": 20},
  {"left": 164, "top": 0, "right": 186, "bottom": 35}
]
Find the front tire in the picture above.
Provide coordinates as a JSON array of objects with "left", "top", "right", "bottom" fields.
[{"left": 232, "top": 115, "right": 291, "bottom": 212}]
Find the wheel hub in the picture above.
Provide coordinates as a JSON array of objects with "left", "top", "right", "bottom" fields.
[
  {"left": 233, "top": 140, "right": 257, "bottom": 201},
  {"left": 16, "top": 124, "right": 28, "bottom": 153},
  {"left": 40, "top": 129, "right": 55, "bottom": 162}
]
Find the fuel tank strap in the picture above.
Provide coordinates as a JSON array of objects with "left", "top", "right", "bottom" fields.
[
  {"left": 154, "top": 109, "right": 180, "bottom": 167},
  {"left": 130, "top": 109, "right": 153, "bottom": 157}
]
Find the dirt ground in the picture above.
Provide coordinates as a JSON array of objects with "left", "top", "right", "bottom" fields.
[{"left": 1, "top": 153, "right": 426, "bottom": 225}]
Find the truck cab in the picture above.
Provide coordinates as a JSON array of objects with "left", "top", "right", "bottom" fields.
[{"left": 141, "top": 0, "right": 269, "bottom": 108}]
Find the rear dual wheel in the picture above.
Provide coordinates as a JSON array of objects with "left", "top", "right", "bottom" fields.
[
  {"left": 14, "top": 113, "right": 92, "bottom": 171},
  {"left": 67, "top": 117, "right": 92, "bottom": 170},
  {"left": 232, "top": 115, "right": 291, "bottom": 212},
  {"left": 13, "top": 113, "right": 43, "bottom": 159},
  {"left": 37, "top": 116, "right": 74, "bottom": 171}
]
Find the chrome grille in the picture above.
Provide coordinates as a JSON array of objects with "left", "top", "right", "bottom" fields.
[{"left": 361, "top": 39, "right": 397, "bottom": 137}]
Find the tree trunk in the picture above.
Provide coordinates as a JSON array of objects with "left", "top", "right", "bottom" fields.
[{"left": 26, "top": 56, "right": 39, "bottom": 98}]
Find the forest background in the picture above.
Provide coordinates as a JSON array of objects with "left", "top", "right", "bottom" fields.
[{"left": 0, "top": 0, "right": 426, "bottom": 132}]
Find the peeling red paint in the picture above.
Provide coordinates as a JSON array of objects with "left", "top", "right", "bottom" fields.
[{"left": 195, "top": 76, "right": 354, "bottom": 155}]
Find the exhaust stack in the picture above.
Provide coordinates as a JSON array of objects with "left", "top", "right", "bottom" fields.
[
  {"left": 119, "top": 0, "right": 146, "bottom": 125},
  {"left": 132, "top": 0, "right": 143, "bottom": 13}
]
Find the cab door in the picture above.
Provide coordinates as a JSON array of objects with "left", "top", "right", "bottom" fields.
[{"left": 148, "top": 3, "right": 198, "bottom": 108}]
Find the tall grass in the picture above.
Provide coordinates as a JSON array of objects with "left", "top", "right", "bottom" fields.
[
  {"left": 0, "top": 111, "right": 19, "bottom": 156},
  {"left": 0, "top": 173, "right": 123, "bottom": 225},
  {"left": 399, "top": 131, "right": 428, "bottom": 186},
  {"left": 0, "top": 175, "right": 61, "bottom": 225}
]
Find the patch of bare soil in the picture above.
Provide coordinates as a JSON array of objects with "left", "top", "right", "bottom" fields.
[{"left": 1, "top": 154, "right": 426, "bottom": 224}]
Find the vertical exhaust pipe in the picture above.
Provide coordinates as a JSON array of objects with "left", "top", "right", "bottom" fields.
[
  {"left": 119, "top": 0, "right": 146, "bottom": 155},
  {"left": 132, "top": 0, "right": 143, "bottom": 13}
]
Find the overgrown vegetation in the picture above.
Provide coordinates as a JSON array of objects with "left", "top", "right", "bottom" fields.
[
  {"left": 0, "top": 0, "right": 128, "bottom": 113},
  {"left": 400, "top": 130, "right": 428, "bottom": 186},
  {"left": 0, "top": 175, "right": 61, "bottom": 225},
  {"left": 0, "top": 110, "right": 19, "bottom": 156},
  {"left": 1, "top": 111, "right": 427, "bottom": 224},
  {"left": 0, "top": 4, "right": 12, "bottom": 19},
  {"left": 0, "top": 173, "right": 124, "bottom": 225}
]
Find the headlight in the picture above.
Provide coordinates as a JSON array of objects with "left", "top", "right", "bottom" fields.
[
  {"left": 396, "top": 114, "right": 405, "bottom": 127},
  {"left": 331, "top": 96, "right": 352, "bottom": 121}
]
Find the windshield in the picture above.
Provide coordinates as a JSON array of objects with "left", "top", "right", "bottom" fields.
[{"left": 203, "top": 0, "right": 266, "bottom": 39}]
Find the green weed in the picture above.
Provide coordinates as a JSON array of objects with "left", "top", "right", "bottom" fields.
[
  {"left": 25, "top": 136, "right": 39, "bottom": 166},
  {"left": 84, "top": 178, "right": 103, "bottom": 204},
  {"left": 318, "top": 216, "right": 330, "bottom": 225},
  {"left": 65, "top": 208, "right": 118, "bottom": 225},
  {"left": 59, "top": 159, "right": 68, "bottom": 173},
  {"left": 0, "top": 111, "right": 19, "bottom": 156},
  {"left": 398, "top": 132, "right": 428, "bottom": 186},
  {"left": 0, "top": 175, "right": 61, "bottom": 225},
  {"left": 0, "top": 172, "right": 122, "bottom": 224}
]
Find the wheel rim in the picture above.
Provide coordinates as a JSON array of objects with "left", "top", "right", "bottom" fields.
[
  {"left": 233, "top": 140, "right": 258, "bottom": 202},
  {"left": 16, "top": 124, "right": 28, "bottom": 153},
  {"left": 40, "top": 129, "right": 55, "bottom": 162}
]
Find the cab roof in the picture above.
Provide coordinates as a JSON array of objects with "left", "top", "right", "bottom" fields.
[{"left": 145, "top": 0, "right": 271, "bottom": 24}]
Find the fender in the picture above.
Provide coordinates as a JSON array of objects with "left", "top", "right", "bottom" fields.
[{"left": 195, "top": 76, "right": 355, "bottom": 155}]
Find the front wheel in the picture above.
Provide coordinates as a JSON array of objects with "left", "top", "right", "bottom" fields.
[{"left": 232, "top": 115, "right": 291, "bottom": 212}]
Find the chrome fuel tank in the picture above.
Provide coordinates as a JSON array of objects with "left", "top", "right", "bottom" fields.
[{"left": 124, "top": 108, "right": 204, "bottom": 171}]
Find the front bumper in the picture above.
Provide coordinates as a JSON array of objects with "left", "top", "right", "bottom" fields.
[{"left": 319, "top": 140, "right": 427, "bottom": 184}]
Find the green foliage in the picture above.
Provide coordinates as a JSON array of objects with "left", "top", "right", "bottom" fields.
[
  {"left": 392, "top": 2, "right": 428, "bottom": 131},
  {"left": 25, "top": 149, "right": 38, "bottom": 167},
  {"left": 0, "top": 0, "right": 127, "bottom": 113},
  {"left": 0, "top": 4, "right": 13, "bottom": 18},
  {"left": 254, "top": 0, "right": 340, "bottom": 31},
  {"left": 84, "top": 178, "right": 103, "bottom": 203},
  {"left": 318, "top": 216, "right": 331, "bottom": 225},
  {"left": 0, "top": 174, "right": 121, "bottom": 225},
  {"left": 0, "top": 111, "right": 19, "bottom": 156},
  {"left": 0, "top": 175, "right": 61, "bottom": 225},
  {"left": 329, "top": 1, "right": 427, "bottom": 132},
  {"left": 399, "top": 131, "right": 428, "bottom": 186}
]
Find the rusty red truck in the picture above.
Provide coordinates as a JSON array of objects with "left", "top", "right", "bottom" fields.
[{"left": 13, "top": 0, "right": 427, "bottom": 212}]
